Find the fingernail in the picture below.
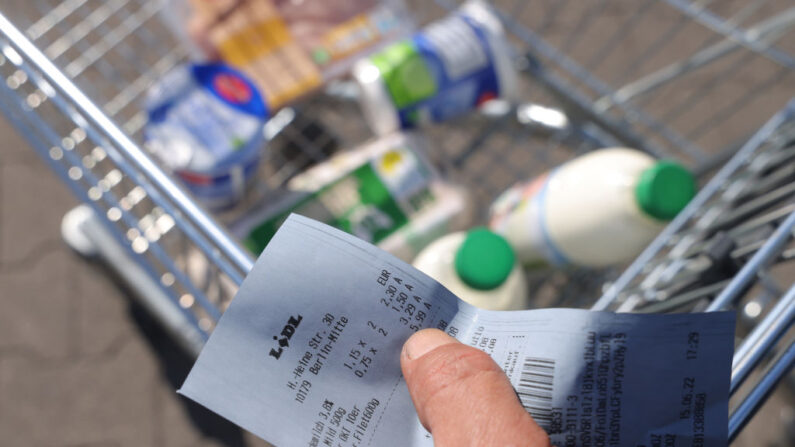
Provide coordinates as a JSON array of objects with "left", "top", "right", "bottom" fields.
[{"left": 403, "top": 329, "right": 457, "bottom": 360}]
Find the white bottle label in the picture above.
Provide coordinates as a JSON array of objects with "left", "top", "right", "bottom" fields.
[{"left": 490, "top": 171, "right": 570, "bottom": 266}]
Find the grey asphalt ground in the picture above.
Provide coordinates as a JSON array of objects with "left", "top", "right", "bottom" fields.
[{"left": 0, "top": 116, "right": 268, "bottom": 446}]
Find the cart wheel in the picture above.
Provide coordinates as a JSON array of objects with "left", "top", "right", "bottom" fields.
[{"left": 61, "top": 205, "right": 99, "bottom": 258}]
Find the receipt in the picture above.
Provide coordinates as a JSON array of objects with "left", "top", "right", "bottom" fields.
[{"left": 180, "top": 215, "right": 735, "bottom": 447}]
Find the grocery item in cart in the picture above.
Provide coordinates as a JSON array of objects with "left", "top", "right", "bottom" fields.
[
  {"left": 177, "top": 0, "right": 413, "bottom": 109},
  {"left": 412, "top": 228, "right": 528, "bottom": 310},
  {"left": 144, "top": 62, "right": 268, "bottom": 209},
  {"left": 353, "top": 0, "right": 517, "bottom": 135},
  {"left": 232, "top": 132, "right": 472, "bottom": 260},
  {"left": 489, "top": 148, "right": 696, "bottom": 268}
]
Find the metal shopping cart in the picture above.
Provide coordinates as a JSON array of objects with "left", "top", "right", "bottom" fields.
[{"left": 0, "top": 0, "right": 792, "bottom": 444}]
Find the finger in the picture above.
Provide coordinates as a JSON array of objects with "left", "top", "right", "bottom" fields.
[{"left": 401, "top": 329, "right": 550, "bottom": 447}]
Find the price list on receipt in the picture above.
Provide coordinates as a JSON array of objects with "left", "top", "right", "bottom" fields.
[{"left": 181, "top": 215, "right": 735, "bottom": 447}]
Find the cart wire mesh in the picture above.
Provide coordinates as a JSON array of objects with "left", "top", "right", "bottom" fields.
[
  {"left": 593, "top": 100, "right": 795, "bottom": 442},
  {"left": 0, "top": 0, "right": 792, "bottom": 442}
]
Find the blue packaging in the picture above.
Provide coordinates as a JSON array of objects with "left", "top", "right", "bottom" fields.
[
  {"left": 353, "top": 0, "right": 517, "bottom": 135},
  {"left": 145, "top": 63, "right": 269, "bottom": 209}
]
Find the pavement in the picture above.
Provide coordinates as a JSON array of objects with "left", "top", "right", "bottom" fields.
[{"left": 0, "top": 117, "right": 267, "bottom": 446}]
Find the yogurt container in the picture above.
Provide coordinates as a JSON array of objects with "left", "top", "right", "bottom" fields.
[
  {"left": 232, "top": 132, "right": 472, "bottom": 260},
  {"left": 353, "top": 0, "right": 518, "bottom": 135},
  {"left": 413, "top": 229, "right": 528, "bottom": 311},
  {"left": 145, "top": 63, "right": 269, "bottom": 209},
  {"left": 489, "top": 148, "right": 697, "bottom": 268}
]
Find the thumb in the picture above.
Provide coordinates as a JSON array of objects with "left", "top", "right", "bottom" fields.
[{"left": 401, "top": 329, "right": 550, "bottom": 447}]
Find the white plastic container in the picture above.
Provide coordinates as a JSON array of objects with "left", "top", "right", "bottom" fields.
[
  {"left": 489, "top": 148, "right": 696, "bottom": 268},
  {"left": 413, "top": 229, "right": 528, "bottom": 311},
  {"left": 353, "top": 0, "right": 518, "bottom": 135},
  {"left": 233, "top": 133, "right": 472, "bottom": 261}
]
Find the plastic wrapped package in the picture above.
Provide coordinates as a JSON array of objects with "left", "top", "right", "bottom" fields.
[
  {"left": 168, "top": 0, "right": 413, "bottom": 109},
  {"left": 232, "top": 132, "right": 473, "bottom": 261}
]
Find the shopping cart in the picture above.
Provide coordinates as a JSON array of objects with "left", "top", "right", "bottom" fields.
[{"left": 0, "top": 0, "right": 792, "bottom": 444}]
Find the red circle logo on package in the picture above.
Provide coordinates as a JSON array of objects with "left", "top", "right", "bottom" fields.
[{"left": 213, "top": 73, "right": 252, "bottom": 104}]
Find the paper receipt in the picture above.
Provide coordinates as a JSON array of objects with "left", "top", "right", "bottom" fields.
[{"left": 180, "top": 215, "right": 735, "bottom": 447}]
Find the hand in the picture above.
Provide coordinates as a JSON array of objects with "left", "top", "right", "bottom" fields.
[{"left": 401, "top": 329, "right": 551, "bottom": 447}]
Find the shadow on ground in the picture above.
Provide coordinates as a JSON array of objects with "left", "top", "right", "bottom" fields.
[{"left": 100, "top": 260, "right": 252, "bottom": 447}]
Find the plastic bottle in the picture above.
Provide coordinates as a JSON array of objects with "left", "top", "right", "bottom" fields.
[
  {"left": 353, "top": 0, "right": 517, "bottom": 135},
  {"left": 232, "top": 132, "right": 472, "bottom": 261},
  {"left": 413, "top": 228, "right": 528, "bottom": 311},
  {"left": 489, "top": 148, "right": 697, "bottom": 268},
  {"left": 144, "top": 62, "right": 269, "bottom": 209}
]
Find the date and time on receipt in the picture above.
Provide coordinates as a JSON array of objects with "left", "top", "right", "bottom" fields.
[{"left": 180, "top": 215, "right": 736, "bottom": 447}]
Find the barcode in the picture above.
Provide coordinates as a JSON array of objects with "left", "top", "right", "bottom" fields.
[{"left": 517, "top": 356, "right": 556, "bottom": 428}]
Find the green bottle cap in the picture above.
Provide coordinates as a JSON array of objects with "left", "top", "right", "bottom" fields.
[
  {"left": 635, "top": 160, "right": 696, "bottom": 221},
  {"left": 454, "top": 228, "right": 515, "bottom": 291}
]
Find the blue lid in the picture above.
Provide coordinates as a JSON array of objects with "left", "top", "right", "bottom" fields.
[{"left": 191, "top": 63, "right": 269, "bottom": 119}]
